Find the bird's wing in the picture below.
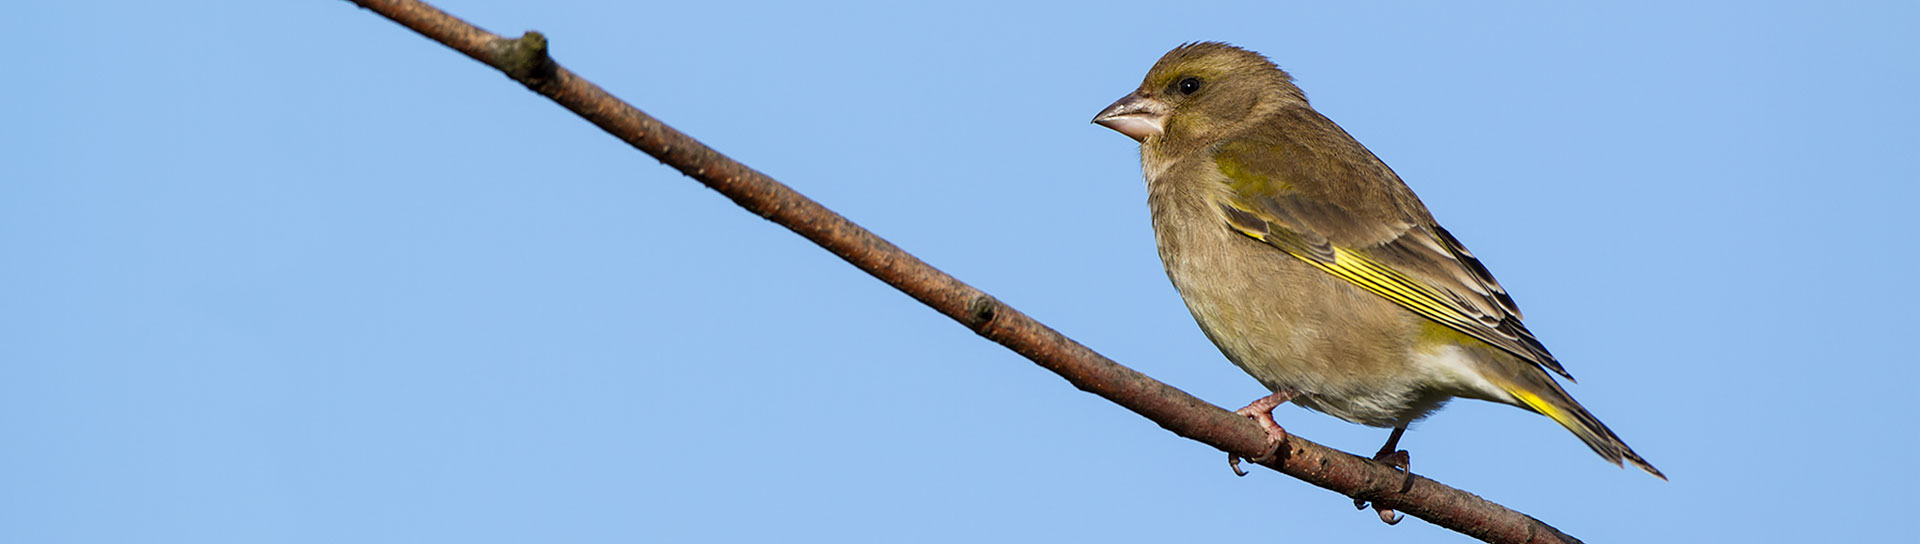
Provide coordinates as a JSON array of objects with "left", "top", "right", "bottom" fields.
[{"left": 1209, "top": 133, "right": 1571, "bottom": 380}]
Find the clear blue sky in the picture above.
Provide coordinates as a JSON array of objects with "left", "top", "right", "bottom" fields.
[{"left": 5, "top": 1, "right": 1914, "bottom": 542}]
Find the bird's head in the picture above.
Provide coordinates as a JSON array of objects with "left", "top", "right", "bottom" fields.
[{"left": 1092, "top": 42, "right": 1305, "bottom": 150}]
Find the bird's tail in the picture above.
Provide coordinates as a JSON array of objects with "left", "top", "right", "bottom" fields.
[{"left": 1497, "top": 373, "right": 1665, "bottom": 479}]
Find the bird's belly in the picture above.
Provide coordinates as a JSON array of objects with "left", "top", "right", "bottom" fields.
[
  {"left": 1158, "top": 224, "right": 1466, "bottom": 427},
  {"left": 1292, "top": 346, "right": 1504, "bottom": 427}
]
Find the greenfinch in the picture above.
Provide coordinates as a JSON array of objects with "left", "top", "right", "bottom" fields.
[{"left": 1092, "top": 42, "right": 1661, "bottom": 487}]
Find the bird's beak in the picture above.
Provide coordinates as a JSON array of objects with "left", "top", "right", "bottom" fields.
[{"left": 1092, "top": 92, "right": 1169, "bottom": 142}]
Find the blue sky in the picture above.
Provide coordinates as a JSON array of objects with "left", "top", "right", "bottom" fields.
[{"left": 5, "top": 1, "right": 1915, "bottom": 542}]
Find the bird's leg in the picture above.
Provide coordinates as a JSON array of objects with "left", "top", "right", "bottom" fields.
[
  {"left": 1227, "top": 389, "right": 1296, "bottom": 476},
  {"left": 1354, "top": 425, "right": 1412, "bottom": 524}
]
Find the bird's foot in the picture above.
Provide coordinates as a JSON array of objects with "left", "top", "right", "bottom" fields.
[
  {"left": 1226, "top": 391, "right": 1295, "bottom": 476},
  {"left": 1353, "top": 448, "right": 1413, "bottom": 524}
]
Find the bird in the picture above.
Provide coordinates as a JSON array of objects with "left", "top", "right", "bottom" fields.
[{"left": 1090, "top": 42, "right": 1663, "bottom": 514}]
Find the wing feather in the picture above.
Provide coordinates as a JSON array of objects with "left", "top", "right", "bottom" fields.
[{"left": 1212, "top": 125, "right": 1573, "bottom": 380}]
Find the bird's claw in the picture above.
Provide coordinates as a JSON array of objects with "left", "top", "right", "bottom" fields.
[
  {"left": 1353, "top": 448, "right": 1413, "bottom": 524},
  {"left": 1379, "top": 450, "right": 1412, "bottom": 491},
  {"left": 1227, "top": 437, "right": 1284, "bottom": 477},
  {"left": 1226, "top": 396, "right": 1292, "bottom": 476},
  {"left": 1353, "top": 496, "right": 1405, "bottom": 524}
]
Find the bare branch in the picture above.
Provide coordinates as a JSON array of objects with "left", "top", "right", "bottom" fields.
[{"left": 343, "top": 1, "right": 1583, "bottom": 542}]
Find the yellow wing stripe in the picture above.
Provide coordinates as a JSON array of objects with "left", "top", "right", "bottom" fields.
[
  {"left": 1223, "top": 212, "right": 1490, "bottom": 346},
  {"left": 1318, "top": 245, "right": 1483, "bottom": 334},
  {"left": 1331, "top": 247, "right": 1451, "bottom": 315}
]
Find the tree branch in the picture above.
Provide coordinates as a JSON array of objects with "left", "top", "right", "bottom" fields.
[{"left": 343, "top": 1, "right": 1583, "bottom": 542}]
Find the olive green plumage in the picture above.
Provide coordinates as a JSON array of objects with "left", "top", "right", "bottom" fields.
[{"left": 1094, "top": 42, "right": 1660, "bottom": 478}]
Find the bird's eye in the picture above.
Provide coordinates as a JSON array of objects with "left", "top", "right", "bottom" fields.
[{"left": 1177, "top": 77, "right": 1202, "bottom": 95}]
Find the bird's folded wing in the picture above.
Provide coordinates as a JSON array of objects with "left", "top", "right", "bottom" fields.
[{"left": 1211, "top": 138, "right": 1571, "bottom": 380}]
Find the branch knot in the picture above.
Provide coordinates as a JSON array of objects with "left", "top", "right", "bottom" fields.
[{"left": 495, "top": 31, "right": 554, "bottom": 84}]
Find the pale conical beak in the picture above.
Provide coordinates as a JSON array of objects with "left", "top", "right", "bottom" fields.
[{"left": 1092, "top": 92, "right": 1169, "bottom": 142}]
